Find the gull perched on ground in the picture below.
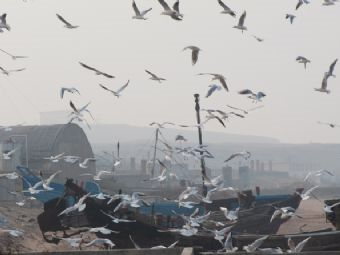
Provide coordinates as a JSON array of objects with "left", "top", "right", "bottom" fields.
[
  {"left": 43, "top": 153, "right": 65, "bottom": 163},
  {"left": 286, "top": 14, "right": 296, "bottom": 24},
  {"left": 296, "top": 56, "right": 311, "bottom": 69},
  {"left": 183, "top": 46, "right": 201, "bottom": 65},
  {"left": 0, "top": 48, "right": 28, "bottom": 60},
  {"left": 3, "top": 148, "right": 17, "bottom": 160},
  {"left": 218, "top": 0, "right": 236, "bottom": 17},
  {"left": 99, "top": 80, "right": 130, "bottom": 98},
  {"left": 145, "top": 70, "right": 166, "bottom": 83},
  {"left": 233, "top": 11, "right": 247, "bottom": 33},
  {"left": 224, "top": 151, "right": 251, "bottom": 163},
  {"left": 220, "top": 207, "right": 239, "bottom": 221},
  {"left": 324, "top": 201, "right": 340, "bottom": 213},
  {"left": 326, "top": 58, "right": 337, "bottom": 78},
  {"left": 0, "top": 14, "right": 10, "bottom": 32},
  {"left": 296, "top": 0, "right": 310, "bottom": 10},
  {"left": 0, "top": 172, "right": 19, "bottom": 180},
  {"left": 239, "top": 89, "right": 266, "bottom": 102},
  {"left": 58, "top": 192, "right": 91, "bottom": 216},
  {"left": 56, "top": 14, "right": 79, "bottom": 29},
  {"left": 0, "top": 66, "right": 25, "bottom": 76},
  {"left": 206, "top": 84, "right": 222, "bottom": 98},
  {"left": 303, "top": 169, "right": 333, "bottom": 182},
  {"left": 158, "top": 0, "right": 182, "bottom": 20},
  {"left": 79, "top": 62, "right": 115, "bottom": 78},
  {"left": 0, "top": 229, "right": 24, "bottom": 237},
  {"left": 132, "top": 1, "right": 152, "bottom": 20},
  {"left": 315, "top": 72, "right": 331, "bottom": 94},
  {"left": 60, "top": 87, "right": 80, "bottom": 99},
  {"left": 243, "top": 235, "right": 269, "bottom": 252},
  {"left": 83, "top": 238, "right": 115, "bottom": 249},
  {"left": 53, "top": 236, "right": 83, "bottom": 248},
  {"left": 288, "top": 237, "right": 311, "bottom": 253},
  {"left": 317, "top": 121, "right": 340, "bottom": 128},
  {"left": 78, "top": 158, "right": 96, "bottom": 168},
  {"left": 296, "top": 186, "right": 319, "bottom": 200},
  {"left": 81, "top": 170, "right": 112, "bottom": 181},
  {"left": 198, "top": 73, "right": 229, "bottom": 92}
]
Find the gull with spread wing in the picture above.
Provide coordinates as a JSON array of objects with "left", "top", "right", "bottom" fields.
[
  {"left": 0, "top": 66, "right": 25, "bottom": 76},
  {"left": 183, "top": 46, "right": 201, "bottom": 65},
  {"left": 43, "top": 153, "right": 65, "bottom": 163},
  {"left": 233, "top": 11, "right": 247, "bottom": 33},
  {"left": 158, "top": 0, "right": 182, "bottom": 20},
  {"left": 239, "top": 89, "right": 266, "bottom": 102},
  {"left": 60, "top": 87, "right": 80, "bottom": 99},
  {"left": 296, "top": 56, "right": 311, "bottom": 69},
  {"left": 224, "top": 151, "right": 251, "bottom": 163},
  {"left": 218, "top": 0, "right": 236, "bottom": 17},
  {"left": 0, "top": 13, "right": 10, "bottom": 32},
  {"left": 198, "top": 73, "right": 229, "bottom": 92},
  {"left": 132, "top": 1, "right": 152, "bottom": 20},
  {"left": 79, "top": 62, "right": 115, "bottom": 78},
  {"left": 99, "top": 80, "right": 130, "bottom": 98},
  {"left": 0, "top": 48, "right": 28, "bottom": 60},
  {"left": 56, "top": 14, "right": 79, "bottom": 29},
  {"left": 145, "top": 70, "right": 166, "bottom": 83}
]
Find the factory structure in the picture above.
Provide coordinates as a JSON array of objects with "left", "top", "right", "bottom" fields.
[{"left": 0, "top": 123, "right": 95, "bottom": 200}]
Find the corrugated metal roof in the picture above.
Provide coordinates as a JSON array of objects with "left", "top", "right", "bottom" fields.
[{"left": 0, "top": 123, "right": 80, "bottom": 159}]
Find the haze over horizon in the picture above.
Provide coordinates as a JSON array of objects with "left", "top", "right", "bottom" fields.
[{"left": 0, "top": 0, "right": 339, "bottom": 144}]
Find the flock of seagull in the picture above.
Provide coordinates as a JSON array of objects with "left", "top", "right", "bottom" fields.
[{"left": 0, "top": 0, "right": 339, "bottom": 252}]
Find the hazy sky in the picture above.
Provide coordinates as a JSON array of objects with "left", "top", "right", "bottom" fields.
[{"left": 0, "top": 0, "right": 339, "bottom": 143}]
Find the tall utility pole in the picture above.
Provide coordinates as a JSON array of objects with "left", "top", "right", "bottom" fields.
[
  {"left": 151, "top": 128, "right": 160, "bottom": 177},
  {"left": 194, "top": 94, "right": 207, "bottom": 196}
]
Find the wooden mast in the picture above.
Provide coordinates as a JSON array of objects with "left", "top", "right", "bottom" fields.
[{"left": 194, "top": 94, "right": 207, "bottom": 196}]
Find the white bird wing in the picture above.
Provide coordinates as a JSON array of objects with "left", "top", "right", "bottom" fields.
[
  {"left": 141, "top": 8, "right": 152, "bottom": 16},
  {"left": 238, "top": 11, "right": 246, "bottom": 26},
  {"left": 83, "top": 158, "right": 96, "bottom": 165},
  {"left": 132, "top": 1, "right": 141, "bottom": 16},
  {"left": 295, "top": 237, "right": 311, "bottom": 252},
  {"left": 115, "top": 80, "right": 130, "bottom": 94},
  {"left": 45, "top": 170, "right": 62, "bottom": 186},
  {"left": 56, "top": 14, "right": 73, "bottom": 26},
  {"left": 158, "top": 0, "right": 171, "bottom": 11},
  {"left": 129, "top": 235, "right": 141, "bottom": 249},
  {"left": 303, "top": 185, "right": 319, "bottom": 197}
]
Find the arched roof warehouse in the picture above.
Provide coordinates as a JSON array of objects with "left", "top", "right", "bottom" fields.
[{"left": 0, "top": 123, "right": 95, "bottom": 181}]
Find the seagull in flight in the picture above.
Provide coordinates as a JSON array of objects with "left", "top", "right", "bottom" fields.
[
  {"left": 252, "top": 35, "right": 264, "bottom": 42},
  {"left": 99, "top": 80, "right": 130, "bottom": 98},
  {"left": 56, "top": 14, "right": 79, "bottom": 29},
  {"left": 173, "top": 0, "right": 183, "bottom": 18},
  {"left": 145, "top": 70, "right": 166, "bottom": 83},
  {"left": 198, "top": 73, "right": 229, "bottom": 92},
  {"left": 0, "top": 172, "right": 19, "bottom": 180},
  {"left": 80, "top": 170, "right": 112, "bottom": 181},
  {"left": 303, "top": 169, "right": 333, "bottom": 182},
  {"left": 132, "top": 1, "right": 152, "bottom": 20},
  {"left": 0, "top": 48, "right": 28, "bottom": 60},
  {"left": 149, "top": 121, "right": 175, "bottom": 128},
  {"left": 40, "top": 170, "right": 62, "bottom": 191},
  {"left": 58, "top": 192, "right": 91, "bottom": 216},
  {"left": 206, "top": 84, "right": 222, "bottom": 98},
  {"left": 286, "top": 14, "right": 296, "bottom": 24},
  {"left": 21, "top": 176, "right": 44, "bottom": 195},
  {"left": 226, "top": 104, "right": 264, "bottom": 114},
  {"left": 78, "top": 158, "right": 96, "bottom": 168},
  {"left": 60, "top": 87, "right": 80, "bottom": 99},
  {"left": 324, "top": 201, "right": 340, "bottom": 213},
  {"left": 317, "top": 121, "right": 340, "bottom": 128},
  {"left": 0, "top": 66, "right": 25, "bottom": 76},
  {"left": 243, "top": 235, "right": 268, "bottom": 252},
  {"left": 43, "top": 152, "right": 65, "bottom": 163},
  {"left": 326, "top": 58, "right": 337, "bottom": 78},
  {"left": 224, "top": 151, "right": 251, "bottom": 163},
  {"left": 296, "top": 0, "right": 310, "bottom": 10},
  {"left": 183, "top": 46, "right": 201, "bottom": 65},
  {"left": 0, "top": 14, "right": 10, "bottom": 32},
  {"left": 158, "top": 0, "right": 182, "bottom": 20},
  {"left": 296, "top": 185, "right": 319, "bottom": 200},
  {"left": 239, "top": 89, "right": 266, "bottom": 102},
  {"left": 315, "top": 72, "right": 331, "bottom": 94},
  {"left": 69, "top": 101, "right": 93, "bottom": 119},
  {"left": 323, "top": 0, "right": 337, "bottom": 6},
  {"left": 233, "top": 11, "right": 247, "bottom": 33},
  {"left": 79, "top": 62, "right": 115, "bottom": 78},
  {"left": 296, "top": 56, "right": 311, "bottom": 69},
  {"left": 3, "top": 148, "right": 17, "bottom": 160},
  {"left": 217, "top": 0, "right": 236, "bottom": 17},
  {"left": 288, "top": 237, "right": 311, "bottom": 253}
]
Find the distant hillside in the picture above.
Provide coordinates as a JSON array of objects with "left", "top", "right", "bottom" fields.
[{"left": 83, "top": 124, "right": 279, "bottom": 144}]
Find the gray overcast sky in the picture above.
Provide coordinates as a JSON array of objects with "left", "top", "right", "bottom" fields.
[{"left": 0, "top": 0, "right": 339, "bottom": 143}]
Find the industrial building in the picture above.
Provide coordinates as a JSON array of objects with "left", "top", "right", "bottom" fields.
[{"left": 0, "top": 123, "right": 95, "bottom": 183}]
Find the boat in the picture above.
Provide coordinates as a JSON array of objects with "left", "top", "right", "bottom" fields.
[{"left": 232, "top": 229, "right": 340, "bottom": 252}]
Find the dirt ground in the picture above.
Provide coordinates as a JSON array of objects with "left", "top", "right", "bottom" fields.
[{"left": 0, "top": 199, "right": 335, "bottom": 253}]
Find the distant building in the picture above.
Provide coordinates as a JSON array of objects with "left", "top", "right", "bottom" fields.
[
  {"left": 0, "top": 123, "right": 95, "bottom": 182},
  {"left": 222, "top": 166, "right": 233, "bottom": 186},
  {"left": 239, "top": 166, "right": 250, "bottom": 188}
]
